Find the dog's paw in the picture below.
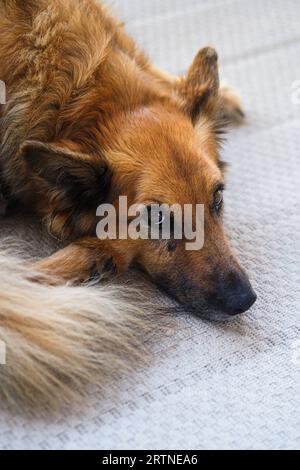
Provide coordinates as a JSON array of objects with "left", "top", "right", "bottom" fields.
[
  {"left": 219, "top": 84, "right": 245, "bottom": 125},
  {"left": 89, "top": 256, "right": 118, "bottom": 281}
]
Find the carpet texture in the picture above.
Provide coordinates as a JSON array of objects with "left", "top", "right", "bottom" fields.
[{"left": 0, "top": 0, "right": 300, "bottom": 450}]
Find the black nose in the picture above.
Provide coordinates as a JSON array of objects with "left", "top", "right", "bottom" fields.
[
  {"left": 219, "top": 271, "right": 257, "bottom": 315},
  {"left": 224, "top": 286, "right": 257, "bottom": 315}
]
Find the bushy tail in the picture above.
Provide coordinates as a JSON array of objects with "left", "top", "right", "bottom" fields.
[{"left": 0, "top": 248, "right": 164, "bottom": 410}]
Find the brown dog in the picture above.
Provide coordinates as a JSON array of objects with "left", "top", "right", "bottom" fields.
[{"left": 0, "top": 0, "right": 256, "bottom": 317}]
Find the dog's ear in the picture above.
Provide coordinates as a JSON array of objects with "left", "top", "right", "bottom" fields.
[
  {"left": 21, "top": 140, "right": 111, "bottom": 208},
  {"left": 178, "top": 47, "right": 220, "bottom": 124}
]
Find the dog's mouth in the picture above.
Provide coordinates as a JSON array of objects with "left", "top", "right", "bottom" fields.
[
  {"left": 151, "top": 275, "right": 256, "bottom": 321},
  {"left": 185, "top": 305, "right": 245, "bottom": 322},
  {"left": 137, "top": 263, "right": 257, "bottom": 321},
  {"left": 174, "top": 299, "right": 245, "bottom": 322}
]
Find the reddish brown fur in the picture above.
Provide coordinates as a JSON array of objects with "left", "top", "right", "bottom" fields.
[{"left": 0, "top": 0, "right": 256, "bottom": 315}]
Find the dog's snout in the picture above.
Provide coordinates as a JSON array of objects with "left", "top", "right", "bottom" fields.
[{"left": 219, "top": 270, "right": 257, "bottom": 315}]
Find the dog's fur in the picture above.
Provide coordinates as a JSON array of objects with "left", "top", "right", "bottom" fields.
[
  {"left": 0, "top": 246, "right": 170, "bottom": 409},
  {"left": 0, "top": 0, "right": 256, "bottom": 407}
]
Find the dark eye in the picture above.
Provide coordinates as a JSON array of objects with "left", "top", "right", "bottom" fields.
[
  {"left": 147, "top": 206, "right": 165, "bottom": 226},
  {"left": 213, "top": 188, "right": 224, "bottom": 211},
  {"left": 155, "top": 211, "right": 165, "bottom": 225}
]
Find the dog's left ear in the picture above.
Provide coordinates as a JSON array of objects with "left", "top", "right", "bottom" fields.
[
  {"left": 20, "top": 140, "right": 112, "bottom": 240},
  {"left": 178, "top": 47, "right": 220, "bottom": 124},
  {"left": 21, "top": 140, "right": 111, "bottom": 207}
]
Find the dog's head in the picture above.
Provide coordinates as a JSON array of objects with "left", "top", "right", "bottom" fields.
[
  {"left": 120, "top": 114, "right": 256, "bottom": 317},
  {"left": 22, "top": 47, "right": 256, "bottom": 317},
  {"left": 106, "top": 47, "right": 257, "bottom": 316}
]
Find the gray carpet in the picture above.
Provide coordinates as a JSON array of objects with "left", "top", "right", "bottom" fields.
[{"left": 0, "top": 0, "right": 300, "bottom": 450}]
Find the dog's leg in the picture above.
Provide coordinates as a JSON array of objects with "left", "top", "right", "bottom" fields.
[
  {"left": 218, "top": 83, "right": 245, "bottom": 125},
  {"left": 33, "top": 238, "right": 133, "bottom": 285}
]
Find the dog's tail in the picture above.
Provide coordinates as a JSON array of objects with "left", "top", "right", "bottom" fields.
[{"left": 0, "top": 247, "right": 162, "bottom": 410}]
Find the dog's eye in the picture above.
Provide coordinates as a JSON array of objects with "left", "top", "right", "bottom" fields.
[
  {"left": 152, "top": 210, "right": 166, "bottom": 225},
  {"left": 213, "top": 188, "right": 224, "bottom": 211},
  {"left": 155, "top": 211, "right": 165, "bottom": 225},
  {"left": 147, "top": 207, "right": 165, "bottom": 226}
]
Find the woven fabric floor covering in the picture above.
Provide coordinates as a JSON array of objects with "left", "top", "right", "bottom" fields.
[{"left": 0, "top": 0, "right": 300, "bottom": 450}]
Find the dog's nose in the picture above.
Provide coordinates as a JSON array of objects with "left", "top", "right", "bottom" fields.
[
  {"left": 224, "top": 286, "right": 257, "bottom": 315},
  {"left": 220, "top": 271, "right": 257, "bottom": 315}
]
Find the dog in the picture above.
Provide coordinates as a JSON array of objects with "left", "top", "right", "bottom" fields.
[{"left": 0, "top": 0, "right": 256, "bottom": 406}]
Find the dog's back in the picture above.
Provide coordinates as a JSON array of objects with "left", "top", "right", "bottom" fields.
[{"left": 0, "top": 0, "right": 109, "bottom": 184}]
